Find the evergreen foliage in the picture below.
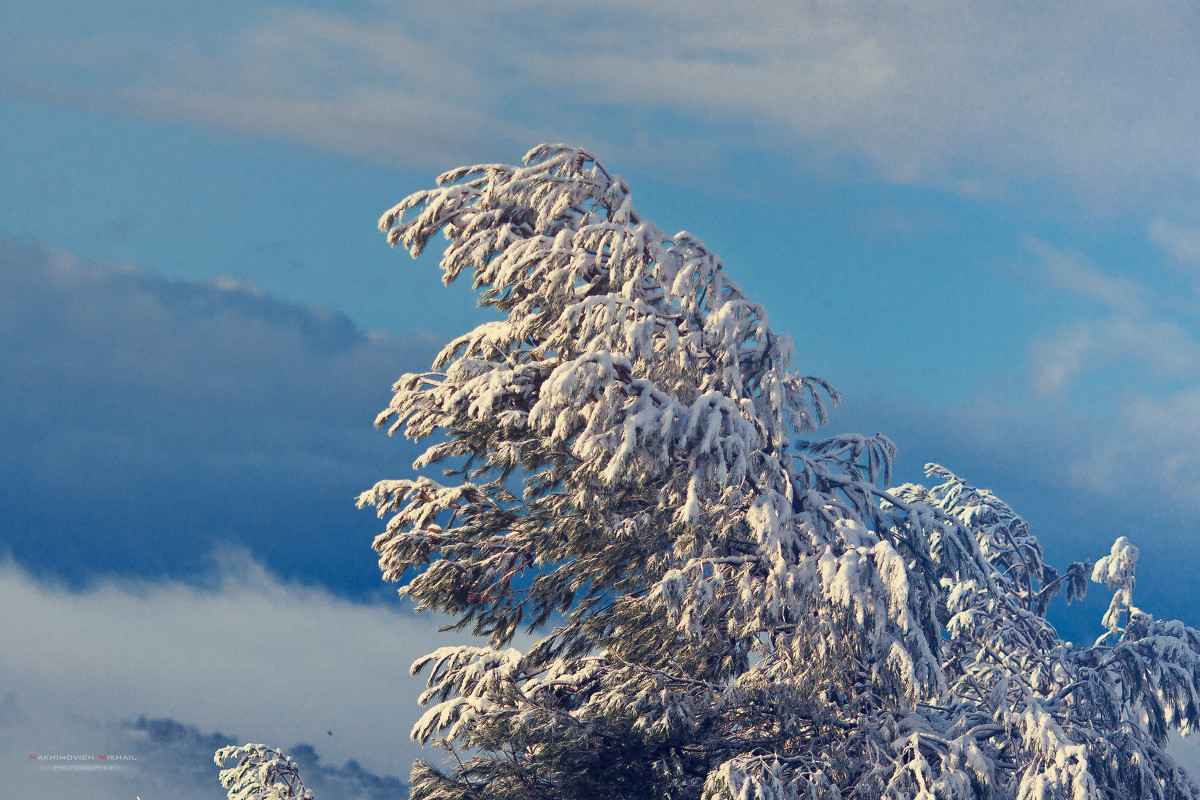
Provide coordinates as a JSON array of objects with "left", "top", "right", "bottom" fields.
[
  {"left": 219, "top": 145, "right": 1200, "bottom": 800},
  {"left": 216, "top": 744, "right": 315, "bottom": 800}
]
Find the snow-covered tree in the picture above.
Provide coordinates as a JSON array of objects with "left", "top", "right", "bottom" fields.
[
  {"left": 216, "top": 744, "right": 314, "bottom": 800},
  {"left": 218, "top": 145, "right": 1200, "bottom": 800}
]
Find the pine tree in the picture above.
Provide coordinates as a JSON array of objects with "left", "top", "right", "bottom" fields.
[{"left": 220, "top": 145, "right": 1200, "bottom": 800}]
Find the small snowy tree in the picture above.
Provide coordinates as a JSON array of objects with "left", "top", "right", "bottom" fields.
[
  {"left": 216, "top": 744, "right": 313, "bottom": 800},
  {"left": 218, "top": 145, "right": 1200, "bottom": 800}
]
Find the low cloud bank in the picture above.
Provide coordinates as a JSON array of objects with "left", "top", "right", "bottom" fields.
[{"left": 1, "top": 556, "right": 446, "bottom": 798}]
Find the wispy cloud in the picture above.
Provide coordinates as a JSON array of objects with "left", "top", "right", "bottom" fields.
[
  {"left": 983, "top": 237, "right": 1200, "bottom": 514},
  {"left": 1030, "top": 317, "right": 1200, "bottom": 396},
  {"left": 1024, "top": 238, "right": 1200, "bottom": 394},
  {"left": 1025, "top": 238, "right": 1147, "bottom": 315}
]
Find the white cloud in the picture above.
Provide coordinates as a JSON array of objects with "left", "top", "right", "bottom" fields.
[
  {"left": 7, "top": 1, "right": 1200, "bottom": 199},
  {"left": 208, "top": 275, "right": 264, "bottom": 296},
  {"left": 0, "top": 555, "right": 449, "bottom": 796}
]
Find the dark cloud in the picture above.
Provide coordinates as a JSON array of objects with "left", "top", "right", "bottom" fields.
[
  {"left": 286, "top": 741, "right": 407, "bottom": 800},
  {"left": 0, "top": 237, "right": 439, "bottom": 595},
  {"left": 126, "top": 715, "right": 408, "bottom": 800},
  {"left": 8, "top": 711, "right": 406, "bottom": 800}
]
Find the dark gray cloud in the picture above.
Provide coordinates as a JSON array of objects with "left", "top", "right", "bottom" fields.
[
  {"left": 0, "top": 236, "right": 439, "bottom": 594},
  {"left": 9, "top": 710, "right": 407, "bottom": 800}
]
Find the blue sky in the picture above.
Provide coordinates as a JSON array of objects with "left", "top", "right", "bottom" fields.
[{"left": 7, "top": 1, "right": 1200, "bottom": 795}]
